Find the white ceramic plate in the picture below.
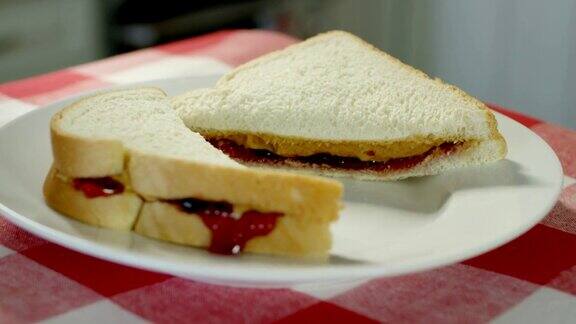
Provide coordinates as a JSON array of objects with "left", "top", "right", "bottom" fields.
[{"left": 0, "top": 76, "right": 563, "bottom": 287}]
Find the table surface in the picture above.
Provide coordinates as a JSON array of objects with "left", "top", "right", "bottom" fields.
[{"left": 0, "top": 29, "right": 575, "bottom": 324}]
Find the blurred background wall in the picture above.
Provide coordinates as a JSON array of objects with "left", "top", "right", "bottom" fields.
[{"left": 1, "top": 0, "right": 574, "bottom": 128}]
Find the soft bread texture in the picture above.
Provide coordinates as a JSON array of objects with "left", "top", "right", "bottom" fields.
[
  {"left": 172, "top": 31, "right": 506, "bottom": 177},
  {"left": 172, "top": 32, "right": 492, "bottom": 140},
  {"left": 51, "top": 88, "right": 239, "bottom": 178},
  {"left": 44, "top": 88, "right": 343, "bottom": 257}
]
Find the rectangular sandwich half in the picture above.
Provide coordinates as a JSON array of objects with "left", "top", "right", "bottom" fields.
[
  {"left": 44, "top": 88, "right": 342, "bottom": 258},
  {"left": 172, "top": 31, "right": 507, "bottom": 180}
]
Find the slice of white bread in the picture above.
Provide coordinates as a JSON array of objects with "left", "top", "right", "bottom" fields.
[
  {"left": 44, "top": 88, "right": 342, "bottom": 257},
  {"left": 172, "top": 31, "right": 506, "bottom": 180}
]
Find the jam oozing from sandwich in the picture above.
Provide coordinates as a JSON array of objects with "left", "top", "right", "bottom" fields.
[
  {"left": 209, "top": 139, "right": 461, "bottom": 172},
  {"left": 73, "top": 177, "right": 125, "bottom": 198},
  {"left": 168, "top": 198, "right": 283, "bottom": 255}
]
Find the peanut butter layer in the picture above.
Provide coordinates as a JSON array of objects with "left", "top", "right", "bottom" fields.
[{"left": 201, "top": 131, "right": 466, "bottom": 161}]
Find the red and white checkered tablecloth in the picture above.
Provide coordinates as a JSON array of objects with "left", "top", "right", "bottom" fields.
[{"left": 0, "top": 29, "right": 575, "bottom": 323}]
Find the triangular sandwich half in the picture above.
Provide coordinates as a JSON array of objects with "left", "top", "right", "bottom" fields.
[{"left": 172, "top": 31, "right": 507, "bottom": 180}]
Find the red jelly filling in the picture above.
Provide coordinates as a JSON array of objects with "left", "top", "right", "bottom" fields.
[
  {"left": 73, "top": 177, "right": 125, "bottom": 198},
  {"left": 168, "top": 198, "right": 283, "bottom": 255},
  {"left": 209, "top": 139, "right": 461, "bottom": 172}
]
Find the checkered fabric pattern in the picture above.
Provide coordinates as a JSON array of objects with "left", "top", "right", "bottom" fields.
[{"left": 0, "top": 29, "right": 575, "bottom": 323}]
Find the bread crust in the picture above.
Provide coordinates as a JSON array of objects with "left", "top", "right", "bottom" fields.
[
  {"left": 135, "top": 201, "right": 331, "bottom": 258},
  {"left": 129, "top": 150, "right": 342, "bottom": 222},
  {"left": 43, "top": 166, "right": 143, "bottom": 230},
  {"left": 49, "top": 88, "right": 168, "bottom": 178},
  {"left": 51, "top": 127, "right": 125, "bottom": 178}
]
